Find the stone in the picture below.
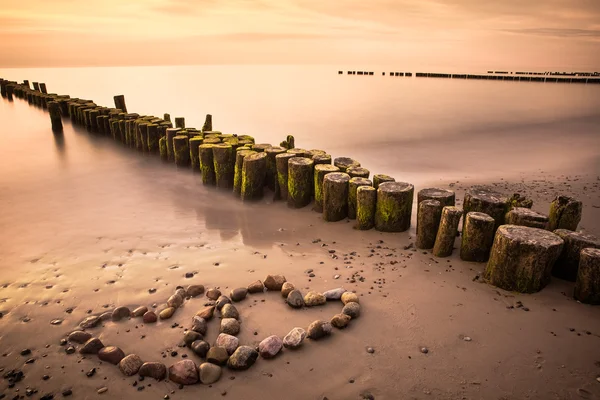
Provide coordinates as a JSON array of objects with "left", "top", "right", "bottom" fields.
[
  {"left": 119, "top": 354, "right": 144, "bottom": 376},
  {"left": 111, "top": 306, "right": 131, "bottom": 321},
  {"left": 97, "top": 387, "right": 108, "bottom": 394},
  {"left": 258, "top": 335, "right": 283, "bottom": 359},
  {"left": 159, "top": 307, "right": 175, "bottom": 320},
  {"left": 186, "top": 285, "right": 205, "bottom": 297},
  {"left": 206, "top": 288, "right": 221, "bottom": 300},
  {"left": 220, "top": 318, "right": 240, "bottom": 335},
  {"left": 98, "top": 346, "right": 125, "bottom": 365},
  {"left": 227, "top": 346, "right": 258, "bottom": 370},
  {"left": 307, "top": 320, "right": 332, "bottom": 340},
  {"left": 143, "top": 311, "right": 157, "bottom": 323},
  {"left": 79, "top": 315, "right": 101, "bottom": 329},
  {"left": 132, "top": 306, "right": 148, "bottom": 317},
  {"left": 230, "top": 288, "right": 248, "bottom": 302},
  {"left": 304, "top": 291, "right": 326, "bottom": 306},
  {"left": 331, "top": 313, "right": 351, "bottom": 329},
  {"left": 191, "top": 317, "right": 208, "bottom": 335},
  {"left": 283, "top": 327, "right": 307, "bottom": 349},
  {"left": 264, "top": 275, "right": 286, "bottom": 291},
  {"left": 323, "top": 288, "right": 346, "bottom": 301},
  {"left": 139, "top": 362, "right": 167, "bottom": 380},
  {"left": 221, "top": 304, "right": 239, "bottom": 320},
  {"left": 191, "top": 340, "right": 210, "bottom": 358},
  {"left": 215, "top": 296, "right": 231, "bottom": 311},
  {"left": 68, "top": 331, "right": 91, "bottom": 344},
  {"left": 247, "top": 280, "right": 264, "bottom": 294},
  {"left": 79, "top": 338, "right": 104, "bottom": 354},
  {"left": 167, "top": 294, "right": 184, "bottom": 309},
  {"left": 342, "top": 302, "right": 361, "bottom": 319},
  {"left": 183, "top": 331, "right": 203, "bottom": 347},
  {"left": 341, "top": 292, "right": 360, "bottom": 305},
  {"left": 281, "top": 282, "right": 295, "bottom": 297},
  {"left": 287, "top": 290, "right": 305, "bottom": 308},
  {"left": 215, "top": 334, "right": 239, "bottom": 355},
  {"left": 195, "top": 306, "right": 215, "bottom": 320},
  {"left": 199, "top": 363, "right": 222, "bottom": 384},
  {"left": 99, "top": 311, "right": 112, "bottom": 321},
  {"left": 168, "top": 360, "right": 199, "bottom": 385},
  {"left": 206, "top": 347, "right": 229, "bottom": 365}
]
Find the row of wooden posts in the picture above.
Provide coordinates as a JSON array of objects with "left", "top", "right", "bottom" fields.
[
  {"left": 1, "top": 77, "right": 599, "bottom": 304},
  {"left": 336, "top": 71, "right": 600, "bottom": 83}
]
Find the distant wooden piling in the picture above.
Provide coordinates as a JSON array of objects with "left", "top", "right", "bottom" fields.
[
  {"left": 165, "top": 128, "right": 180, "bottom": 160},
  {"left": 373, "top": 174, "right": 395, "bottom": 189},
  {"left": 175, "top": 117, "right": 185, "bottom": 129},
  {"left": 203, "top": 114, "right": 212, "bottom": 132},
  {"left": 47, "top": 101, "right": 63, "bottom": 132},
  {"left": 113, "top": 95, "right": 127, "bottom": 113},
  {"left": 189, "top": 136, "right": 203, "bottom": 169},
  {"left": 39, "top": 83, "right": 47, "bottom": 94}
]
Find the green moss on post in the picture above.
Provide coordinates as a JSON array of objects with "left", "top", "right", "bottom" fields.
[
  {"left": 173, "top": 135, "right": 190, "bottom": 167},
  {"left": 287, "top": 148, "right": 310, "bottom": 158},
  {"left": 375, "top": 182, "right": 414, "bottom": 232},
  {"left": 118, "top": 120, "right": 126, "bottom": 143},
  {"left": 347, "top": 167, "right": 370, "bottom": 179},
  {"left": 139, "top": 123, "right": 150, "bottom": 152},
  {"left": 166, "top": 128, "right": 180, "bottom": 161},
  {"left": 287, "top": 157, "right": 314, "bottom": 208},
  {"left": 348, "top": 177, "right": 372, "bottom": 219},
  {"left": 432, "top": 206, "right": 462, "bottom": 257},
  {"left": 239, "top": 135, "right": 255, "bottom": 143},
  {"left": 463, "top": 186, "right": 508, "bottom": 231},
  {"left": 323, "top": 173, "right": 351, "bottom": 222},
  {"left": 356, "top": 186, "right": 376, "bottom": 230},
  {"left": 417, "top": 188, "right": 455, "bottom": 207},
  {"left": 189, "top": 137, "right": 204, "bottom": 169},
  {"left": 505, "top": 207, "right": 548, "bottom": 229},
  {"left": 373, "top": 174, "right": 395, "bottom": 189},
  {"left": 202, "top": 114, "right": 212, "bottom": 132},
  {"left": 574, "top": 248, "right": 600, "bottom": 305},
  {"left": 460, "top": 212, "right": 495, "bottom": 261},
  {"left": 312, "top": 154, "right": 332, "bottom": 165},
  {"left": 212, "top": 144, "right": 235, "bottom": 189},
  {"left": 203, "top": 137, "right": 221, "bottom": 145},
  {"left": 175, "top": 117, "right": 185, "bottom": 129},
  {"left": 334, "top": 157, "right": 360, "bottom": 172},
  {"left": 508, "top": 193, "right": 533, "bottom": 210},
  {"left": 252, "top": 143, "right": 272, "bottom": 153},
  {"left": 484, "top": 225, "right": 564, "bottom": 293},
  {"left": 199, "top": 144, "right": 216, "bottom": 185},
  {"left": 234, "top": 150, "right": 257, "bottom": 196},
  {"left": 313, "top": 165, "right": 340, "bottom": 212},
  {"left": 47, "top": 101, "right": 63, "bottom": 132},
  {"left": 548, "top": 195, "right": 582, "bottom": 231},
  {"left": 159, "top": 137, "right": 168, "bottom": 160},
  {"left": 552, "top": 230, "right": 600, "bottom": 282},
  {"left": 416, "top": 200, "right": 443, "bottom": 250},
  {"left": 275, "top": 153, "right": 297, "bottom": 201},
  {"left": 265, "top": 146, "right": 287, "bottom": 192},
  {"left": 241, "top": 152, "right": 268, "bottom": 201}
]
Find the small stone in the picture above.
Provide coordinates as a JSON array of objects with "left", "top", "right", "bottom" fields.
[
  {"left": 143, "top": 311, "right": 157, "bottom": 323},
  {"left": 65, "top": 346, "right": 75, "bottom": 354},
  {"left": 148, "top": 288, "right": 157, "bottom": 293},
  {"left": 60, "top": 338, "right": 68, "bottom": 345},
  {"left": 86, "top": 367, "right": 96, "bottom": 377},
  {"left": 463, "top": 336, "right": 472, "bottom": 342},
  {"left": 51, "top": 318, "right": 63, "bottom": 325},
  {"left": 167, "top": 294, "right": 184, "bottom": 309},
  {"left": 79, "top": 315, "right": 100, "bottom": 329},
  {"left": 79, "top": 338, "right": 104, "bottom": 354},
  {"left": 191, "top": 317, "right": 208, "bottom": 335},
  {"left": 199, "top": 363, "right": 222, "bottom": 384},
  {"left": 159, "top": 307, "right": 176, "bottom": 320},
  {"left": 98, "top": 346, "right": 125, "bottom": 365},
  {"left": 230, "top": 288, "right": 248, "bottom": 302},
  {"left": 216, "top": 334, "right": 239, "bottom": 355},
  {"left": 330, "top": 313, "right": 351, "bottom": 329},
  {"left": 206, "top": 347, "right": 229, "bottom": 365},
  {"left": 281, "top": 282, "right": 295, "bottom": 298},
  {"left": 420, "top": 347, "right": 429, "bottom": 354},
  {"left": 264, "top": 275, "right": 286, "bottom": 291},
  {"left": 62, "top": 389, "right": 72, "bottom": 397},
  {"left": 185, "top": 272, "right": 194, "bottom": 278},
  {"left": 247, "top": 280, "right": 264, "bottom": 294},
  {"left": 215, "top": 296, "right": 231, "bottom": 311},
  {"left": 287, "top": 290, "right": 304, "bottom": 308},
  {"left": 206, "top": 288, "right": 221, "bottom": 300},
  {"left": 307, "top": 320, "right": 332, "bottom": 340},
  {"left": 283, "top": 328, "right": 306, "bottom": 349},
  {"left": 220, "top": 318, "right": 240, "bottom": 335},
  {"left": 139, "top": 362, "right": 167, "bottom": 380},
  {"left": 68, "top": 331, "right": 91, "bottom": 344},
  {"left": 323, "top": 288, "right": 346, "bottom": 301},
  {"left": 304, "top": 291, "right": 326, "bottom": 307},
  {"left": 112, "top": 306, "right": 131, "bottom": 321},
  {"left": 168, "top": 360, "right": 199, "bottom": 385},
  {"left": 227, "top": 346, "right": 258, "bottom": 370},
  {"left": 183, "top": 331, "right": 203, "bottom": 347},
  {"left": 342, "top": 302, "right": 360, "bottom": 319},
  {"left": 119, "top": 354, "right": 144, "bottom": 376},
  {"left": 186, "top": 285, "right": 205, "bottom": 297},
  {"left": 341, "top": 292, "right": 359, "bottom": 305},
  {"left": 97, "top": 387, "right": 108, "bottom": 394},
  {"left": 132, "top": 306, "right": 148, "bottom": 317},
  {"left": 221, "top": 304, "right": 239, "bottom": 320},
  {"left": 334, "top": 274, "right": 341, "bottom": 279},
  {"left": 366, "top": 347, "right": 375, "bottom": 354},
  {"left": 195, "top": 306, "right": 215, "bottom": 320},
  {"left": 191, "top": 341, "right": 210, "bottom": 358},
  {"left": 258, "top": 335, "right": 283, "bottom": 359},
  {"left": 99, "top": 311, "right": 113, "bottom": 321}
]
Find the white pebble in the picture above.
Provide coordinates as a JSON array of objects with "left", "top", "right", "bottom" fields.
[{"left": 463, "top": 336, "right": 472, "bottom": 342}]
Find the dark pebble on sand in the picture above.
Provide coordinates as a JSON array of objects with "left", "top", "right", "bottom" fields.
[
  {"left": 171, "top": 351, "right": 178, "bottom": 357},
  {"left": 65, "top": 347, "right": 75, "bottom": 355},
  {"left": 40, "top": 394, "right": 54, "bottom": 400},
  {"left": 420, "top": 347, "right": 429, "bottom": 354},
  {"left": 61, "top": 390, "right": 72, "bottom": 397},
  {"left": 86, "top": 368, "right": 96, "bottom": 377},
  {"left": 20, "top": 349, "right": 31, "bottom": 356},
  {"left": 59, "top": 339, "right": 67, "bottom": 346},
  {"left": 185, "top": 273, "right": 194, "bottom": 279},
  {"left": 42, "top": 375, "right": 50, "bottom": 380},
  {"left": 366, "top": 347, "right": 375, "bottom": 354},
  {"left": 149, "top": 288, "right": 157, "bottom": 293},
  {"left": 25, "top": 358, "right": 35, "bottom": 364}
]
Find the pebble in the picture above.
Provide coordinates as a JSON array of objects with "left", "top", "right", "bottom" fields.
[
  {"left": 420, "top": 347, "right": 429, "bottom": 354},
  {"left": 341, "top": 292, "right": 359, "bottom": 305},
  {"left": 143, "top": 311, "right": 157, "bottom": 323},
  {"left": 323, "top": 288, "right": 346, "bottom": 301},
  {"left": 247, "top": 280, "right": 264, "bottom": 294},
  {"left": 86, "top": 368, "right": 96, "bottom": 377},
  {"left": 215, "top": 295, "right": 232, "bottom": 311},
  {"left": 287, "top": 290, "right": 305, "bottom": 308},
  {"left": 65, "top": 346, "right": 75, "bottom": 355},
  {"left": 186, "top": 285, "right": 204, "bottom": 297},
  {"left": 62, "top": 389, "right": 72, "bottom": 397},
  {"left": 99, "top": 311, "right": 112, "bottom": 321},
  {"left": 191, "top": 341, "right": 210, "bottom": 358},
  {"left": 168, "top": 360, "right": 199, "bottom": 385},
  {"left": 206, "top": 347, "right": 229, "bottom": 365},
  {"left": 119, "top": 354, "right": 144, "bottom": 376},
  {"left": 263, "top": 275, "right": 287, "bottom": 291},
  {"left": 111, "top": 306, "right": 131, "bottom": 321},
  {"left": 185, "top": 272, "right": 194, "bottom": 279},
  {"left": 97, "top": 387, "right": 108, "bottom": 394},
  {"left": 283, "top": 327, "right": 307, "bottom": 349},
  {"left": 50, "top": 319, "right": 63, "bottom": 325},
  {"left": 330, "top": 313, "right": 351, "bottom": 329},
  {"left": 195, "top": 306, "right": 215, "bottom": 320},
  {"left": 79, "top": 338, "right": 104, "bottom": 354},
  {"left": 191, "top": 316, "right": 208, "bottom": 335},
  {"left": 79, "top": 315, "right": 100, "bottom": 329},
  {"left": 342, "top": 302, "right": 361, "bottom": 319},
  {"left": 148, "top": 288, "right": 157, "bottom": 294},
  {"left": 167, "top": 294, "right": 184, "bottom": 309},
  {"left": 20, "top": 349, "right": 31, "bottom": 356},
  {"left": 159, "top": 307, "right": 175, "bottom": 320},
  {"left": 183, "top": 331, "right": 203, "bottom": 347},
  {"left": 230, "top": 288, "right": 248, "bottom": 302},
  {"left": 206, "top": 288, "right": 221, "bottom": 300},
  {"left": 307, "top": 320, "right": 332, "bottom": 340},
  {"left": 366, "top": 347, "right": 375, "bottom": 354},
  {"left": 199, "top": 363, "right": 222, "bottom": 385},
  {"left": 220, "top": 318, "right": 241, "bottom": 335},
  {"left": 216, "top": 334, "right": 239, "bottom": 355},
  {"left": 304, "top": 291, "right": 326, "bottom": 307},
  {"left": 132, "top": 306, "right": 148, "bottom": 317},
  {"left": 281, "top": 282, "right": 295, "bottom": 298},
  {"left": 227, "top": 346, "right": 258, "bottom": 370},
  {"left": 138, "top": 362, "right": 167, "bottom": 380},
  {"left": 334, "top": 275, "right": 341, "bottom": 279},
  {"left": 258, "top": 335, "right": 283, "bottom": 359},
  {"left": 463, "top": 336, "right": 472, "bottom": 342},
  {"left": 221, "top": 304, "right": 239, "bottom": 320},
  {"left": 98, "top": 346, "right": 125, "bottom": 365}
]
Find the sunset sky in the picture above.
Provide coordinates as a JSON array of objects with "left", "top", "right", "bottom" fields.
[{"left": 1, "top": 0, "right": 599, "bottom": 69}]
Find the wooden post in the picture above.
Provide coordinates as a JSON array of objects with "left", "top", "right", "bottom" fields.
[
  {"left": 347, "top": 167, "right": 370, "bottom": 179},
  {"left": 417, "top": 188, "right": 455, "bottom": 207},
  {"left": 552, "top": 229, "right": 600, "bottom": 281},
  {"left": 373, "top": 174, "right": 395, "bottom": 189},
  {"left": 375, "top": 182, "right": 414, "bottom": 232},
  {"left": 333, "top": 157, "right": 360, "bottom": 172},
  {"left": 213, "top": 144, "right": 235, "bottom": 189},
  {"left": 189, "top": 136, "right": 204, "bottom": 169},
  {"left": 113, "top": 95, "right": 127, "bottom": 113},
  {"left": 175, "top": 117, "right": 185, "bottom": 129},
  {"left": 548, "top": 195, "right": 582, "bottom": 231},
  {"left": 39, "top": 83, "right": 47, "bottom": 94},
  {"left": 416, "top": 200, "right": 442, "bottom": 250},
  {"left": 199, "top": 144, "right": 217, "bottom": 185},
  {"left": 574, "top": 248, "right": 600, "bottom": 304},
  {"left": 323, "top": 173, "right": 351, "bottom": 222},
  {"left": 460, "top": 212, "right": 495, "bottom": 261},
  {"left": 432, "top": 207, "right": 462, "bottom": 257},
  {"left": 202, "top": 114, "right": 212, "bottom": 132},
  {"left": 463, "top": 186, "right": 508, "bottom": 231},
  {"left": 275, "top": 153, "right": 296, "bottom": 201},
  {"left": 313, "top": 164, "right": 339, "bottom": 212},
  {"left": 234, "top": 150, "right": 257, "bottom": 196},
  {"left": 241, "top": 152, "right": 268, "bottom": 201},
  {"left": 348, "top": 177, "right": 372, "bottom": 219},
  {"left": 505, "top": 207, "right": 548, "bottom": 229},
  {"left": 287, "top": 157, "right": 314, "bottom": 208},
  {"left": 356, "top": 186, "right": 376, "bottom": 230},
  {"left": 173, "top": 135, "right": 190, "bottom": 167},
  {"left": 47, "top": 101, "right": 63, "bottom": 132},
  {"left": 265, "top": 146, "right": 287, "bottom": 192},
  {"left": 166, "top": 128, "right": 180, "bottom": 161}
]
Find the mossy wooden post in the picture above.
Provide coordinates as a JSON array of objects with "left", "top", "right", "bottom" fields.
[
  {"left": 212, "top": 144, "right": 235, "bottom": 189},
  {"left": 347, "top": 167, "right": 370, "bottom": 179},
  {"left": 287, "top": 148, "right": 310, "bottom": 158},
  {"left": 308, "top": 149, "right": 327, "bottom": 158},
  {"left": 265, "top": 146, "right": 286, "bottom": 192},
  {"left": 275, "top": 153, "right": 296, "bottom": 201},
  {"left": 147, "top": 124, "right": 159, "bottom": 153},
  {"left": 334, "top": 157, "right": 360, "bottom": 172},
  {"left": 32, "top": 82, "right": 40, "bottom": 91},
  {"left": 159, "top": 137, "right": 168, "bottom": 160},
  {"left": 163, "top": 113, "right": 171, "bottom": 122},
  {"left": 113, "top": 95, "right": 127, "bottom": 113},
  {"left": 416, "top": 200, "right": 443, "bottom": 250},
  {"left": 463, "top": 186, "right": 508, "bottom": 231},
  {"left": 202, "top": 114, "right": 212, "bottom": 132},
  {"left": 39, "top": 83, "right": 47, "bottom": 94},
  {"left": 484, "top": 226, "right": 564, "bottom": 293},
  {"left": 96, "top": 115, "right": 105, "bottom": 134},
  {"left": 417, "top": 188, "right": 455, "bottom": 207},
  {"left": 89, "top": 109, "right": 100, "bottom": 132},
  {"left": 5, "top": 84, "right": 13, "bottom": 101},
  {"left": 241, "top": 152, "right": 268, "bottom": 201},
  {"left": 189, "top": 136, "right": 203, "bottom": 169},
  {"left": 373, "top": 174, "right": 395, "bottom": 189},
  {"left": 166, "top": 128, "right": 179, "bottom": 161},
  {"left": 375, "top": 182, "right": 414, "bottom": 232},
  {"left": 505, "top": 208, "right": 548, "bottom": 229},
  {"left": 460, "top": 212, "right": 495, "bottom": 261},
  {"left": 140, "top": 123, "right": 151, "bottom": 152},
  {"left": 312, "top": 154, "right": 332, "bottom": 165},
  {"left": 552, "top": 230, "right": 600, "bottom": 281},
  {"left": 173, "top": 135, "right": 190, "bottom": 167},
  {"left": 356, "top": 186, "right": 376, "bottom": 230},
  {"left": 348, "top": 177, "right": 372, "bottom": 219},
  {"left": 574, "top": 248, "right": 600, "bottom": 305},
  {"left": 234, "top": 150, "right": 257, "bottom": 196},
  {"left": 252, "top": 143, "right": 272, "bottom": 153},
  {"left": 199, "top": 144, "right": 217, "bottom": 185},
  {"left": 175, "top": 117, "right": 185, "bottom": 129},
  {"left": 508, "top": 193, "right": 533, "bottom": 210},
  {"left": 323, "top": 173, "right": 351, "bottom": 221},
  {"left": 288, "top": 157, "right": 314, "bottom": 208},
  {"left": 313, "top": 164, "right": 340, "bottom": 212},
  {"left": 47, "top": 101, "right": 63, "bottom": 132},
  {"left": 432, "top": 206, "right": 462, "bottom": 257},
  {"left": 548, "top": 195, "right": 582, "bottom": 231}
]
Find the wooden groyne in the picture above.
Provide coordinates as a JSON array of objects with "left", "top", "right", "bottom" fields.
[{"left": 1, "top": 76, "right": 599, "bottom": 303}]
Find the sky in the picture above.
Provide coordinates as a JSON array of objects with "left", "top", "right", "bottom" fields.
[{"left": 0, "top": 0, "right": 599, "bottom": 69}]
